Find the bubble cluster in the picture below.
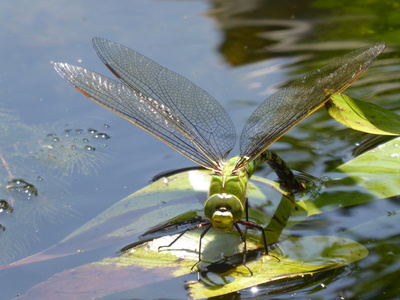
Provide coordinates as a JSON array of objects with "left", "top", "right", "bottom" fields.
[{"left": 33, "top": 126, "right": 111, "bottom": 175}]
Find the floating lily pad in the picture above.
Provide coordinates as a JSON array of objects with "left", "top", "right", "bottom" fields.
[
  {"left": 0, "top": 170, "right": 292, "bottom": 269},
  {"left": 16, "top": 234, "right": 367, "bottom": 299},
  {"left": 6, "top": 134, "right": 400, "bottom": 298},
  {"left": 5, "top": 167, "right": 371, "bottom": 299}
]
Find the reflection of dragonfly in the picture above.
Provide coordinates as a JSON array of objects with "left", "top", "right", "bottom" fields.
[{"left": 54, "top": 38, "right": 385, "bottom": 268}]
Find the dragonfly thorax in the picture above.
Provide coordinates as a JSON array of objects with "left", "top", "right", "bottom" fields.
[
  {"left": 205, "top": 157, "right": 250, "bottom": 231},
  {"left": 204, "top": 193, "right": 244, "bottom": 231}
]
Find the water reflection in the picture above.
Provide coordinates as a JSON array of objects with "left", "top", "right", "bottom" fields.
[
  {"left": 208, "top": 0, "right": 399, "bottom": 65},
  {"left": 0, "top": 110, "right": 113, "bottom": 265},
  {"left": 0, "top": 0, "right": 399, "bottom": 298}
]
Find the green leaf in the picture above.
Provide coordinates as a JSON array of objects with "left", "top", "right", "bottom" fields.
[
  {"left": 188, "top": 236, "right": 367, "bottom": 299},
  {"left": 6, "top": 169, "right": 370, "bottom": 299},
  {"left": 17, "top": 234, "right": 367, "bottom": 299},
  {"left": 1, "top": 170, "right": 292, "bottom": 268},
  {"left": 325, "top": 93, "right": 400, "bottom": 135},
  {"left": 333, "top": 136, "right": 400, "bottom": 198},
  {"left": 297, "top": 137, "right": 400, "bottom": 216},
  {"left": 0, "top": 170, "right": 209, "bottom": 268}
]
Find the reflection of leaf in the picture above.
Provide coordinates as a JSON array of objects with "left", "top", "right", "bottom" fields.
[
  {"left": 312, "top": 0, "right": 400, "bottom": 44},
  {"left": 326, "top": 94, "right": 400, "bottom": 135},
  {"left": 16, "top": 235, "right": 367, "bottom": 300}
]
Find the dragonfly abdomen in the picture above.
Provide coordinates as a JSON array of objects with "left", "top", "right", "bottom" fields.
[{"left": 246, "top": 150, "right": 303, "bottom": 192}]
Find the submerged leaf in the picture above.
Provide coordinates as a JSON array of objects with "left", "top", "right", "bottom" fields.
[
  {"left": 297, "top": 137, "right": 400, "bottom": 216},
  {"left": 333, "top": 137, "right": 400, "bottom": 198}
]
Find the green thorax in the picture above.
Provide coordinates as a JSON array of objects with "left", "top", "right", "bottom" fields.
[
  {"left": 209, "top": 156, "right": 247, "bottom": 202},
  {"left": 204, "top": 155, "right": 268, "bottom": 231}
]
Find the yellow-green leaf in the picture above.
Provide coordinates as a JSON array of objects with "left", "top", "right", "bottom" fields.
[
  {"left": 16, "top": 235, "right": 367, "bottom": 299},
  {"left": 326, "top": 93, "right": 400, "bottom": 135}
]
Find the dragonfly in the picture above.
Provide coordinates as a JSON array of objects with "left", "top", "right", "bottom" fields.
[{"left": 54, "top": 38, "right": 385, "bottom": 269}]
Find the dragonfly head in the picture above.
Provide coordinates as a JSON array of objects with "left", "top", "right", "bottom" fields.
[{"left": 204, "top": 193, "right": 244, "bottom": 231}]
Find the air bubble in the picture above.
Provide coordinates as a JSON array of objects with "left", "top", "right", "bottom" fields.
[
  {"left": 94, "top": 133, "right": 110, "bottom": 139},
  {"left": 84, "top": 145, "right": 96, "bottom": 151},
  {"left": 87, "top": 128, "right": 98, "bottom": 134}
]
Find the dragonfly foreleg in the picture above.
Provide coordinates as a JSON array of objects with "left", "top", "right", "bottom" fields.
[
  {"left": 158, "top": 228, "right": 190, "bottom": 251},
  {"left": 191, "top": 223, "right": 213, "bottom": 271},
  {"left": 158, "top": 221, "right": 210, "bottom": 251}
]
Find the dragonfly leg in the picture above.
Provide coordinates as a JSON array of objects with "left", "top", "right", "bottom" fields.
[
  {"left": 191, "top": 223, "right": 213, "bottom": 271},
  {"left": 238, "top": 220, "right": 268, "bottom": 255},
  {"left": 158, "top": 228, "right": 190, "bottom": 250},
  {"left": 264, "top": 150, "right": 304, "bottom": 193},
  {"left": 159, "top": 220, "right": 210, "bottom": 251},
  {"left": 237, "top": 220, "right": 280, "bottom": 263},
  {"left": 245, "top": 197, "right": 249, "bottom": 221},
  {"left": 234, "top": 223, "right": 253, "bottom": 276}
]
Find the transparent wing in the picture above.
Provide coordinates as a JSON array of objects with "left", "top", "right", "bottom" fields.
[
  {"left": 90, "top": 37, "right": 236, "bottom": 169},
  {"left": 237, "top": 42, "right": 385, "bottom": 169},
  {"left": 54, "top": 63, "right": 230, "bottom": 170}
]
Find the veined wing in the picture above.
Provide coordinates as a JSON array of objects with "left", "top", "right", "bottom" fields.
[
  {"left": 90, "top": 37, "right": 236, "bottom": 169},
  {"left": 53, "top": 63, "right": 231, "bottom": 170},
  {"left": 236, "top": 42, "right": 385, "bottom": 169}
]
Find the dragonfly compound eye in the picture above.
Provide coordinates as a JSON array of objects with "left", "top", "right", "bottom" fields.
[{"left": 204, "top": 193, "right": 244, "bottom": 231}]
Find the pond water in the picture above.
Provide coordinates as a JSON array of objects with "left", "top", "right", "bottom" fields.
[{"left": 0, "top": 0, "right": 400, "bottom": 299}]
